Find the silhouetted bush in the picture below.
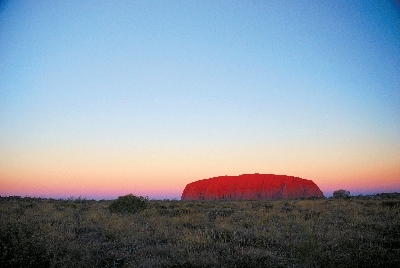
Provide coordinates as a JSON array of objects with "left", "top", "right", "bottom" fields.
[
  {"left": 109, "top": 194, "right": 148, "bottom": 214},
  {"left": 333, "top": 189, "right": 350, "bottom": 199}
]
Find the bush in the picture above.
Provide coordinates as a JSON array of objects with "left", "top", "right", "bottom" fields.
[
  {"left": 109, "top": 194, "right": 148, "bottom": 214},
  {"left": 332, "top": 189, "right": 350, "bottom": 199}
]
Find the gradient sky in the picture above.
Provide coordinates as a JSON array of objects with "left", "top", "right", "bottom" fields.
[{"left": 1, "top": 0, "right": 399, "bottom": 199}]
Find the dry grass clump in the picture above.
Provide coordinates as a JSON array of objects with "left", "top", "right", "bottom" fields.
[{"left": 1, "top": 194, "right": 399, "bottom": 267}]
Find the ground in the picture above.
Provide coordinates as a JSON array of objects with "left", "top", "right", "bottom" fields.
[{"left": 1, "top": 194, "right": 399, "bottom": 267}]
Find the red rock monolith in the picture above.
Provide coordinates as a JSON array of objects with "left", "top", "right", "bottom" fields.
[{"left": 181, "top": 174, "right": 324, "bottom": 200}]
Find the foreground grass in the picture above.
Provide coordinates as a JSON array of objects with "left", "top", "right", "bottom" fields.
[{"left": 1, "top": 195, "right": 399, "bottom": 267}]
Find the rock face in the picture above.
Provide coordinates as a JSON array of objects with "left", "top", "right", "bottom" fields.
[{"left": 181, "top": 174, "right": 324, "bottom": 201}]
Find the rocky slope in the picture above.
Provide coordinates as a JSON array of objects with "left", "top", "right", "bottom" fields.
[{"left": 181, "top": 174, "right": 324, "bottom": 200}]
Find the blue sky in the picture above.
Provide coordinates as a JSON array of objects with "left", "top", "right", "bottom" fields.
[{"left": 1, "top": 0, "right": 399, "bottom": 199}]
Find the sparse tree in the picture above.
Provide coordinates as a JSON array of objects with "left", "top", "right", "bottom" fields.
[{"left": 332, "top": 189, "right": 350, "bottom": 199}]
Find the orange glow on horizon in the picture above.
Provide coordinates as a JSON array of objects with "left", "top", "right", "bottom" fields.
[
  {"left": 2, "top": 166, "right": 399, "bottom": 199},
  {"left": 1, "top": 145, "right": 399, "bottom": 199}
]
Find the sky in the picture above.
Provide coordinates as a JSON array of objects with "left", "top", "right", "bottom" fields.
[{"left": 1, "top": 0, "right": 399, "bottom": 200}]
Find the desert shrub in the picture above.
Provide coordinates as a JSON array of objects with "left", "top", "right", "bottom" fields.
[
  {"left": 109, "top": 194, "right": 148, "bottom": 214},
  {"left": 380, "top": 200, "right": 400, "bottom": 209},
  {"left": 374, "top": 192, "right": 400, "bottom": 199},
  {"left": 0, "top": 221, "right": 51, "bottom": 267},
  {"left": 264, "top": 203, "right": 274, "bottom": 211},
  {"left": 2, "top": 195, "right": 400, "bottom": 267},
  {"left": 301, "top": 209, "right": 322, "bottom": 220},
  {"left": 333, "top": 189, "right": 350, "bottom": 199},
  {"left": 281, "top": 201, "right": 293, "bottom": 212},
  {"left": 206, "top": 208, "right": 234, "bottom": 221},
  {"left": 234, "top": 256, "right": 279, "bottom": 268},
  {"left": 169, "top": 208, "right": 193, "bottom": 216}
]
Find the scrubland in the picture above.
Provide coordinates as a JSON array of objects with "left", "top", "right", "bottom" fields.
[{"left": 1, "top": 194, "right": 399, "bottom": 267}]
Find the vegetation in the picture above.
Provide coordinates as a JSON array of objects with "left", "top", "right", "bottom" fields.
[
  {"left": 109, "top": 194, "right": 148, "bottom": 214},
  {"left": 1, "top": 194, "right": 399, "bottom": 267},
  {"left": 332, "top": 189, "right": 351, "bottom": 199}
]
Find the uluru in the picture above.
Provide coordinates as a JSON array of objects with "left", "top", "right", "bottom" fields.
[{"left": 181, "top": 174, "right": 324, "bottom": 201}]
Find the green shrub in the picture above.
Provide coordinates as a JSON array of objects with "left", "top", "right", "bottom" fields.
[{"left": 109, "top": 194, "right": 148, "bottom": 214}]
